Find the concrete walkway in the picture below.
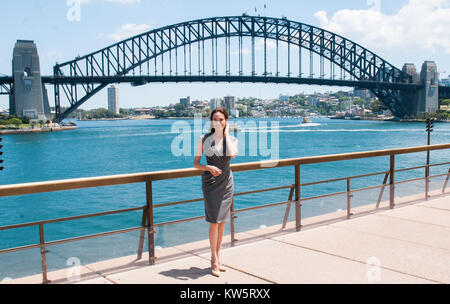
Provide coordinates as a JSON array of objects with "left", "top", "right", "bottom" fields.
[{"left": 4, "top": 192, "right": 450, "bottom": 284}]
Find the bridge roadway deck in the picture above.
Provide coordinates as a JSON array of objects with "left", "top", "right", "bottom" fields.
[{"left": 3, "top": 191, "right": 450, "bottom": 284}]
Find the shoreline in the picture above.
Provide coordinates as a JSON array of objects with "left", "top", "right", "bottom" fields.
[
  {"left": 75, "top": 116, "right": 450, "bottom": 122},
  {"left": 0, "top": 125, "right": 77, "bottom": 135},
  {"left": 77, "top": 116, "right": 236, "bottom": 121},
  {"left": 329, "top": 116, "right": 450, "bottom": 122}
]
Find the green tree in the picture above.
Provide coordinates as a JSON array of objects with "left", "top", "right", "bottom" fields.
[
  {"left": 87, "top": 108, "right": 117, "bottom": 119},
  {"left": 174, "top": 103, "right": 185, "bottom": 111},
  {"left": 370, "top": 99, "right": 387, "bottom": 113},
  {"left": 174, "top": 103, "right": 186, "bottom": 117},
  {"left": 21, "top": 116, "right": 31, "bottom": 124},
  {"left": 11, "top": 118, "right": 22, "bottom": 127},
  {"left": 153, "top": 110, "right": 168, "bottom": 119},
  {"left": 236, "top": 106, "right": 248, "bottom": 118}
]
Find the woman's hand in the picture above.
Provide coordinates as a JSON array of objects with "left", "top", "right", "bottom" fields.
[
  {"left": 207, "top": 165, "right": 222, "bottom": 177},
  {"left": 224, "top": 123, "right": 230, "bottom": 137}
]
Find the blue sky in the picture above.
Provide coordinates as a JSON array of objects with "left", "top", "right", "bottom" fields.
[{"left": 1, "top": 0, "right": 449, "bottom": 110}]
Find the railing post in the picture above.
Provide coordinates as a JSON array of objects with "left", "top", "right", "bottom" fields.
[
  {"left": 230, "top": 197, "right": 236, "bottom": 247},
  {"left": 146, "top": 179, "right": 156, "bottom": 265},
  {"left": 295, "top": 164, "right": 302, "bottom": 232},
  {"left": 425, "top": 165, "right": 430, "bottom": 200},
  {"left": 137, "top": 206, "right": 148, "bottom": 260},
  {"left": 39, "top": 224, "right": 50, "bottom": 284},
  {"left": 281, "top": 184, "right": 295, "bottom": 229},
  {"left": 389, "top": 154, "right": 395, "bottom": 209},
  {"left": 442, "top": 168, "right": 450, "bottom": 194},
  {"left": 346, "top": 178, "right": 352, "bottom": 219},
  {"left": 376, "top": 172, "right": 389, "bottom": 209}
]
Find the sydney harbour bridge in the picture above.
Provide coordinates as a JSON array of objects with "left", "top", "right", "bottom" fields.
[{"left": 1, "top": 15, "right": 449, "bottom": 122}]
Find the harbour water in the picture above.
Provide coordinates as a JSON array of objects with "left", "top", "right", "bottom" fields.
[{"left": 1, "top": 117, "right": 449, "bottom": 280}]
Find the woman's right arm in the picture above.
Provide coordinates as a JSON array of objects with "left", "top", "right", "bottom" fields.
[
  {"left": 194, "top": 137, "right": 210, "bottom": 172},
  {"left": 194, "top": 136, "right": 222, "bottom": 176}
]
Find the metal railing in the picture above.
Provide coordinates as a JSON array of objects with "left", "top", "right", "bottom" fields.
[{"left": 0, "top": 143, "right": 449, "bottom": 284}]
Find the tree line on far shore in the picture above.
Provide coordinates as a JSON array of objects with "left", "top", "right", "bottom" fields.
[{"left": 2, "top": 98, "right": 450, "bottom": 127}]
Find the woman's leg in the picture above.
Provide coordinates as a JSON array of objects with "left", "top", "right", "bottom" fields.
[
  {"left": 209, "top": 223, "right": 219, "bottom": 263},
  {"left": 216, "top": 222, "right": 226, "bottom": 268},
  {"left": 209, "top": 223, "right": 220, "bottom": 276}
]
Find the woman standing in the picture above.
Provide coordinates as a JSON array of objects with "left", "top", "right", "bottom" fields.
[{"left": 193, "top": 107, "right": 238, "bottom": 277}]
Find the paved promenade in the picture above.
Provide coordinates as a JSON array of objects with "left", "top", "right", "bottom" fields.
[{"left": 4, "top": 192, "right": 450, "bottom": 284}]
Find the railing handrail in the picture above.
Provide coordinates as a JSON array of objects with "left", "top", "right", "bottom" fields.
[
  {"left": 0, "top": 142, "right": 449, "bottom": 284},
  {"left": 1, "top": 143, "right": 450, "bottom": 198}
]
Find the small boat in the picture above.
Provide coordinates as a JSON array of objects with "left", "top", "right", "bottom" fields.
[{"left": 302, "top": 117, "right": 312, "bottom": 124}]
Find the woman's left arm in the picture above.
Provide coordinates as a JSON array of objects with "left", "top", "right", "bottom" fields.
[{"left": 225, "top": 135, "right": 238, "bottom": 158}]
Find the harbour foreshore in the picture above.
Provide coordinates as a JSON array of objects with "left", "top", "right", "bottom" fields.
[
  {"left": 2, "top": 188, "right": 449, "bottom": 284},
  {"left": 0, "top": 125, "right": 77, "bottom": 135}
]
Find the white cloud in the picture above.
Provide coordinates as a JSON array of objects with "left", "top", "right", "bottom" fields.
[
  {"left": 232, "top": 48, "right": 250, "bottom": 55},
  {"left": 78, "top": 0, "right": 140, "bottom": 4},
  {"left": 103, "top": 0, "right": 141, "bottom": 4},
  {"left": 314, "top": 0, "right": 450, "bottom": 54},
  {"left": 108, "top": 23, "right": 152, "bottom": 41},
  {"left": 255, "top": 38, "right": 287, "bottom": 51},
  {"left": 74, "top": 0, "right": 92, "bottom": 3},
  {"left": 44, "top": 51, "right": 59, "bottom": 58}
]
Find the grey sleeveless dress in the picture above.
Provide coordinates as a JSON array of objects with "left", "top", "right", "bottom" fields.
[{"left": 201, "top": 133, "right": 235, "bottom": 223}]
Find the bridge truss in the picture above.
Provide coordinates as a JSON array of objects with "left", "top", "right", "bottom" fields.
[
  {"left": 49, "top": 16, "right": 421, "bottom": 120},
  {"left": 0, "top": 77, "right": 13, "bottom": 95}
]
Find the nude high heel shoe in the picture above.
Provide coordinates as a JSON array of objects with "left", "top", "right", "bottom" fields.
[
  {"left": 211, "top": 260, "right": 220, "bottom": 277},
  {"left": 218, "top": 261, "right": 226, "bottom": 272}
]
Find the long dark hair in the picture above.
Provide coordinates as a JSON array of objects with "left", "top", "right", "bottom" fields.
[{"left": 209, "top": 107, "right": 229, "bottom": 136}]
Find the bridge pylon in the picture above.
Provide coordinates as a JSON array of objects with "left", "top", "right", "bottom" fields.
[
  {"left": 398, "top": 61, "right": 439, "bottom": 117},
  {"left": 9, "top": 40, "right": 52, "bottom": 122},
  {"left": 419, "top": 61, "right": 439, "bottom": 114}
]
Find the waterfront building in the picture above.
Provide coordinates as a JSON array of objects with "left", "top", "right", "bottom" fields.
[
  {"left": 210, "top": 98, "right": 221, "bottom": 110},
  {"left": 279, "top": 94, "right": 290, "bottom": 102},
  {"left": 134, "top": 108, "right": 152, "bottom": 115},
  {"left": 107, "top": 85, "right": 119, "bottom": 114},
  {"left": 309, "top": 97, "right": 319, "bottom": 107},
  {"left": 230, "top": 109, "right": 239, "bottom": 118},
  {"left": 180, "top": 96, "right": 191, "bottom": 108},
  {"left": 224, "top": 95, "right": 236, "bottom": 112}
]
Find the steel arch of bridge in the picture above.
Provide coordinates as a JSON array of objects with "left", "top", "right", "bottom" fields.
[
  {"left": 0, "top": 77, "right": 13, "bottom": 95},
  {"left": 440, "top": 86, "right": 450, "bottom": 99},
  {"left": 53, "top": 15, "right": 415, "bottom": 121},
  {"left": 0, "top": 84, "right": 12, "bottom": 95}
]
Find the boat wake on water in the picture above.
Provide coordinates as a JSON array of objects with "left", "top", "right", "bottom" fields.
[
  {"left": 241, "top": 123, "right": 322, "bottom": 132},
  {"left": 242, "top": 127, "right": 448, "bottom": 133},
  {"left": 298, "top": 123, "right": 321, "bottom": 127}
]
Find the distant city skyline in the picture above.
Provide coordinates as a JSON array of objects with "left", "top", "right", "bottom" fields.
[{"left": 1, "top": 0, "right": 449, "bottom": 110}]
